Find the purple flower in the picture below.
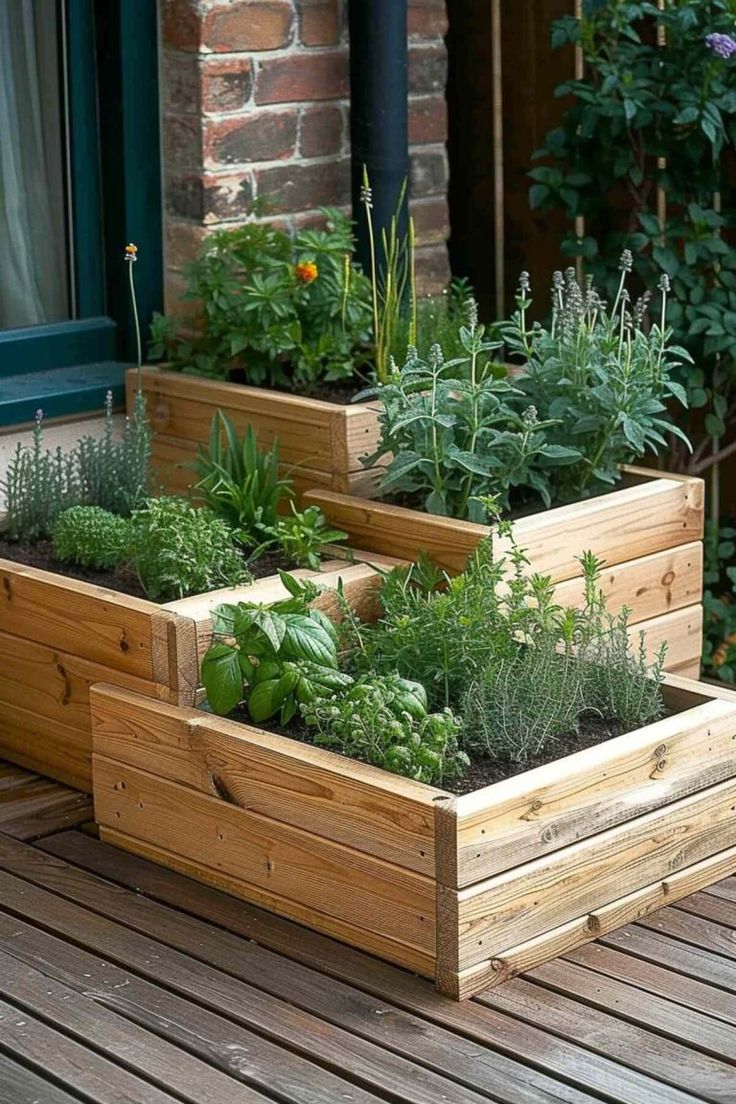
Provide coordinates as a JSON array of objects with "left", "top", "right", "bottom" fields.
[{"left": 706, "top": 32, "right": 736, "bottom": 59}]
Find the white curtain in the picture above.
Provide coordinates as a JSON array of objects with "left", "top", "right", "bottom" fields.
[{"left": 0, "top": 0, "right": 70, "bottom": 328}]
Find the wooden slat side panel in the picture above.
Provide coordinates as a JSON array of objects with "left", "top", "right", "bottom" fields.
[
  {"left": 91, "top": 688, "right": 438, "bottom": 875},
  {"left": 135, "top": 366, "right": 361, "bottom": 473},
  {"left": 0, "top": 701, "right": 93, "bottom": 792},
  {"left": 0, "top": 559, "right": 157, "bottom": 678},
  {"left": 454, "top": 698, "right": 736, "bottom": 885},
  {"left": 93, "top": 756, "right": 436, "bottom": 959},
  {"left": 98, "top": 825, "right": 435, "bottom": 978},
  {"left": 304, "top": 474, "right": 704, "bottom": 578},
  {"left": 454, "top": 773, "right": 736, "bottom": 971},
  {"left": 342, "top": 402, "right": 385, "bottom": 476},
  {"left": 632, "top": 604, "right": 703, "bottom": 673},
  {"left": 442, "top": 842, "right": 736, "bottom": 1000},
  {"left": 553, "top": 542, "right": 702, "bottom": 626}
]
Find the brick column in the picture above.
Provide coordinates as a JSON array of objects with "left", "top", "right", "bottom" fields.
[{"left": 160, "top": 0, "right": 450, "bottom": 313}]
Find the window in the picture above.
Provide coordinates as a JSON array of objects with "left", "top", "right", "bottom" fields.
[{"left": 0, "top": 0, "right": 162, "bottom": 424}]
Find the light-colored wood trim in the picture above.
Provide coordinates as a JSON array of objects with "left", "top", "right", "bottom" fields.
[
  {"left": 304, "top": 471, "right": 704, "bottom": 578},
  {"left": 94, "top": 755, "right": 436, "bottom": 957},
  {"left": 442, "top": 841, "right": 736, "bottom": 999},
  {"left": 99, "top": 824, "right": 436, "bottom": 978},
  {"left": 453, "top": 771, "right": 736, "bottom": 971},
  {"left": 453, "top": 697, "right": 736, "bottom": 885},
  {"left": 91, "top": 685, "right": 439, "bottom": 875}
]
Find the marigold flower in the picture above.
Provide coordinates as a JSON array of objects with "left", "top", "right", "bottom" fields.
[
  {"left": 124, "top": 243, "right": 138, "bottom": 262},
  {"left": 294, "top": 260, "right": 318, "bottom": 284}
]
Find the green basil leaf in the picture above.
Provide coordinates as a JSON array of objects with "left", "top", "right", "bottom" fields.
[{"left": 201, "top": 644, "right": 243, "bottom": 716}]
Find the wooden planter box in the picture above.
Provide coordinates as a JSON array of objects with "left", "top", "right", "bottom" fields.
[
  {"left": 0, "top": 554, "right": 383, "bottom": 793},
  {"left": 91, "top": 672, "right": 736, "bottom": 1000},
  {"left": 306, "top": 466, "right": 706, "bottom": 678},
  {"left": 131, "top": 366, "right": 383, "bottom": 499}
]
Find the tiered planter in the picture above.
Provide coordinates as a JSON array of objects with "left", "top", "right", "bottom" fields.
[
  {"left": 131, "top": 367, "right": 384, "bottom": 499},
  {"left": 0, "top": 554, "right": 383, "bottom": 793},
  {"left": 91, "top": 670, "right": 736, "bottom": 1001},
  {"left": 305, "top": 466, "right": 706, "bottom": 678}
]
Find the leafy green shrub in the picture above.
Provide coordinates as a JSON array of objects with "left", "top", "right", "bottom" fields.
[
  {"left": 364, "top": 268, "right": 689, "bottom": 520},
  {"left": 274, "top": 504, "right": 348, "bottom": 571},
  {"left": 150, "top": 208, "right": 372, "bottom": 389},
  {"left": 52, "top": 507, "right": 131, "bottom": 570},
  {"left": 193, "top": 412, "right": 292, "bottom": 547},
  {"left": 3, "top": 391, "right": 151, "bottom": 541},
  {"left": 201, "top": 572, "right": 351, "bottom": 720},
  {"left": 129, "top": 496, "right": 249, "bottom": 601},
  {"left": 303, "top": 674, "right": 466, "bottom": 785}
]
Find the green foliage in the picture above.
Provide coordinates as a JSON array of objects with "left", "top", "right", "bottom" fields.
[
  {"left": 364, "top": 264, "right": 689, "bottom": 520},
  {"left": 702, "top": 519, "right": 736, "bottom": 681},
  {"left": 202, "top": 572, "right": 351, "bottom": 721},
  {"left": 193, "top": 411, "right": 292, "bottom": 546},
  {"left": 2, "top": 392, "right": 151, "bottom": 541},
  {"left": 129, "top": 496, "right": 249, "bottom": 601},
  {"left": 359, "top": 514, "right": 665, "bottom": 764},
  {"left": 150, "top": 208, "right": 372, "bottom": 389},
  {"left": 52, "top": 506, "right": 131, "bottom": 570},
  {"left": 531, "top": 1, "right": 736, "bottom": 493},
  {"left": 303, "top": 674, "right": 467, "bottom": 785},
  {"left": 274, "top": 504, "right": 348, "bottom": 571},
  {"left": 502, "top": 264, "right": 691, "bottom": 500}
]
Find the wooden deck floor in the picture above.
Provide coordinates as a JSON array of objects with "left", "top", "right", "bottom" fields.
[{"left": 2, "top": 763, "right": 736, "bottom": 1103}]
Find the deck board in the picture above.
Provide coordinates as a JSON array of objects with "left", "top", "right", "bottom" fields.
[{"left": 2, "top": 762, "right": 736, "bottom": 1103}]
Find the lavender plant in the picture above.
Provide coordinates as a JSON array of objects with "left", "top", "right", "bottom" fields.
[
  {"left": 2, "top": 410, "right": 81, "bottom": 540},
  {"left": 502, "top": 261, "right": 692, "bottom": 502}
]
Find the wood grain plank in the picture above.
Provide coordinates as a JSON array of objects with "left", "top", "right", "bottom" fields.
[
  {"left": 0, "top": 1055, "right": 82, "bottom": 1104},
  {"left": 0, "top": 700, "right": 94, "bottom": 792},
  {"left": 91, "top": 687, "right": 439, "bottom": 875},
  {"left": 0, "top": 558, "right": 156, "bottom": 677},
  {"left": 93, "top": 756, "right": 436, "bottom": 959},
  {"left": 0, "top": 938, "right": 359, "bottom": 1104},
  {"left": 453, "top": 775, "right": 736, "bottom": 972},
  {"left": 478, "top": 975, "right": 734, "bottom": 1103},
  {"left": 601, "top": 923, "right": 736, "bottom": 993},
  {"left": 304, "top": 471, "right": 704, "bottom": 577},
  {"left": 453, "top": 697, "right": 736, "bottom": 884},
  {"left": 0, "top": 997, "right": 180, "bottom": 1104},
  {"left": 40, "top": 830, "right": 700, "bottom": 1104}
]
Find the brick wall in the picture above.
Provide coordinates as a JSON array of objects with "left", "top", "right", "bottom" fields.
[{"left": 160, "top": 0, "right": 450, "bottom": 313}]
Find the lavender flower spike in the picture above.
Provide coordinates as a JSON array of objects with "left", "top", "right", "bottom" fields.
[{"left": 706, "top": 32, "right": 736, "bottom": 59}]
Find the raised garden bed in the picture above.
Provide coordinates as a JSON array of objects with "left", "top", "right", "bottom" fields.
[
  {"left": 0, "top": 553, "right": 384, "bottom": 792},
  {"left": 305, "top": 466, "right": 705, "bottom": 678},
  {"left": 132, "top": 367, "right": 384, "bottom": 500},
  {"left": 90, "top": 670, "right": 736, "bottom": 1000}
]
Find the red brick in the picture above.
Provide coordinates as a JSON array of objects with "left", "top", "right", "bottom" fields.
[
  {"left": 409, "top": 94, "right": 447, "bottom": 145},
  {"left": 299, "top": 0, "right": 341, "bottom": 46},
  {"left": 255, "top": 158, "right": 350, "bottom": 211},
  {"left": 205, "top": 110, "right": 297, "bottom": 166},
  {"left": 163, "top": 114, "right": 203, "bottom": 172},
  {"left": 201, "top": 58, "right": 254, "bottom": 113},
  {"left": 166, "top": 173, "right": 206, "bottom": 220},
  {"left": 299, "top": 104, "right": 344, "bottom": 158},
  {"left": 162, "top": 51, "right": 201, "bottom": 114},
  {"left": 409, "top": 43, "right": 447, "bottom": 94},
  {"left": 202, "top": 1, "right": 294, "bottom": 52},
  {"left": 410, "top": 148, "right": 448, "bottom": 196},
  {"left": 414, "top": 243, "right": 451, "bottom": 295},
  {"left": 161, "top": 0, "right": 203, "bottom": 52},
  {"left": 255, "top": 50, "right": 349, "bottom": 105},
  {"left": 408, "top": 0, "right": 448, "bottom": 39},
  {"left": 203, "top": 172, "right": 256, "bottom": 221}
]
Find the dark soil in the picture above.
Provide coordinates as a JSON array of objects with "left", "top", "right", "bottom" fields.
[
  {"left": 443, "top": 713, "right": 631, "bottom": 796},
  {"left": 0, "top": 538, "right": 295, "bottom": 603},
  {"left": 226, "top": 703, "right": 641, "bottom": 796}
]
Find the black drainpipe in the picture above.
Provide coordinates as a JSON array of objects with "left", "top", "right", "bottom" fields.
[{"left": 348, "top": 0, "right": 409, "bottom": 273}]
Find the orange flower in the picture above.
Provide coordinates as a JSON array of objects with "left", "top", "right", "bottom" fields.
[
  {"left": 124, "top": 243, "right": 138, "bottom": 262},
  {"left": 294, "top": 260, "right": 318, "bottom": 284}
]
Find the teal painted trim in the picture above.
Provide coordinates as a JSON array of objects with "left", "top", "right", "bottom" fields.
[
  {"left": 0, "top": 362, "right": 127, "bottom": 426},
  {"left": 66, "top": 0, "right": 105, "bottom": 317},
  {"left": 0, "top": 318, "right": 116, "bottom": 377},
  {"left": 97, "top": 0, "right": 164, "bottom": 363}
]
